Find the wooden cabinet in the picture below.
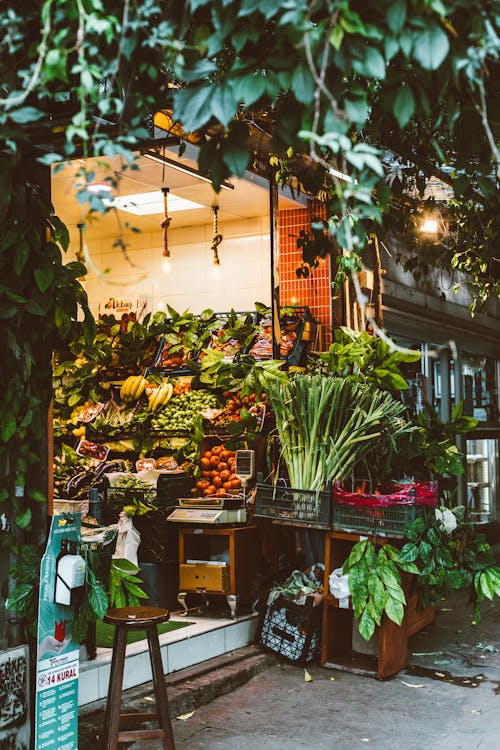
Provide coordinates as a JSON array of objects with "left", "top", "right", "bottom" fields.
[
  {"left": 321, "top": 530, "right": 434, "bottom": 679},
  {"left": 177, "top": 524, "right": 259, "bottom": 618}
]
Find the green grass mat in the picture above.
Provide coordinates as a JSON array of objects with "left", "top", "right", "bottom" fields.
[{"left": 95, "top": 618, "right": 192, "bottom": 648}]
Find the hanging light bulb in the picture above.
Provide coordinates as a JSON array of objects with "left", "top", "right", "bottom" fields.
[
  {"left": 161, "top": 187, "right": 172, "bottom": 273},
  {"left": 211, "top": 204, "right": 222, "bottom": 280}
]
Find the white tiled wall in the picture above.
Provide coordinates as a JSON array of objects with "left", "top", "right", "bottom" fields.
[{"left": 71, "top": 217, "right": 272, "bottom": 317}]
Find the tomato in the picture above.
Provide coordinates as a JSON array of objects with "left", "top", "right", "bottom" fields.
[
  {"left": 210, "top": 457, "right": 220, "bottom": 468},
  {"left": 196, "top": 479, "right": 210, "bottom": 491},
  {"left": 200, "top": 457, "right": 211, "bottom": 468},
  {"left": 231, "top": 479, "right": 241, "bottom": 489},
  {"left": 229, "top": 473, "right": 237, "bottom": 481},
  {"left": 204, "top": 486, "right": 216, "bottom": 496},
  {"left": 215, "top": 488, "right": 227, "bottom": 497},
  {"left": 203, "top": 451, "right": 212, "bottom": 459},
  {"left": 220, "top": 469, "right": 230, "bottom": 481},
  {"left": 210, "top": 469, "right": 219, "bottom": 478},
  {"left": 223, "top": 481, "right": 232, "bottom": 490},
  {"left": 217, "top": 462, "right": 228, "bottom": 472},
  {"left": 220, "top": 450, "right": 230, "bottom": 462},
  {"left": 211, "top": 445, "right": 222, "bottom": 455},
  {"left": 213, "top": 476, "right": 223, "bottom": 488},
  {"left": 201, "top": 470, "right": 211, "bottom": 478}
]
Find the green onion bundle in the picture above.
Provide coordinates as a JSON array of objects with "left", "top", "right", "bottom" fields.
[{"left": 266, "top": 375, "right": 412, "bottom": 491}]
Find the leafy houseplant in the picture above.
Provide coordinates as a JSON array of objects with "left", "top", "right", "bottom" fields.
[
  {"left": 342, "top": 539, "right": 419, "bottom": 642},
  {"left": 311, "top": 327, "right": 422, "bottom": 392},
  {"left": 400, "top": 506, "right": 500, "bottom": 620},
  {"left": 344, "top": 505, "right": 500, "bottom": 642}
]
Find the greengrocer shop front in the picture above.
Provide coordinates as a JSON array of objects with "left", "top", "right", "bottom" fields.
[{"left": 49, "top": 136, "right": 332, "bottom": 706}]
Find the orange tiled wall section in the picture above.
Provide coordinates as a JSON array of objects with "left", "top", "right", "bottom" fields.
[{"left": 278, "top": 203, "right": 331, "bottom": 341}]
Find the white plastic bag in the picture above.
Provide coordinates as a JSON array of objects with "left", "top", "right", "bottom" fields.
[
  {"left": 113, "top": 511, "right": 141, "bottom": 567},
  {"left": 329, "top": 567, "right": 350, "bottom": 602}
]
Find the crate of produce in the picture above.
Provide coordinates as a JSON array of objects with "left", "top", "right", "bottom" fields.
[
  {"left": 249, "top": 306, "right": 316, "bottom": 366},
  {"left": 201, "top": 310, "right": 257, "bottom": 362},
  {"left": 332, "top": 481, "right": 438, "bottom": 537},
  {"left": 257, "top": 595, "right": 321, "bottom": 664},
  {"left": 254, "top": 482, "right": 331, "bottom": 529}
]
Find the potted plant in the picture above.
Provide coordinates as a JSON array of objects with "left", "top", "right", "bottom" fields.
[{"left": 6, "top": 539, "right": 147, "bottom": 648}]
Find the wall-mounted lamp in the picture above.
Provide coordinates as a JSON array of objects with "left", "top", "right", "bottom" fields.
[
  {"left": 211, "top": 204, "right": 222, "bottom": 280},
  {"left": 420, "top": 217, "right": 439, "bottom": 234},
  {"left": 161, "top": 187, "right": 172, "bottom": 274},
  {"left": 143, "top": 150, "right": 234, "bottom": 191}
]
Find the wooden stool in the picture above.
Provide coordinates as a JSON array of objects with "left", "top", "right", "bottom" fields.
[{"left": 102, "top": 606, "right": 176, "bottom": 750}]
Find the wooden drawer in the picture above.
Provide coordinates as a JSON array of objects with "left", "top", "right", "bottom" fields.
[{"left": 179, "top": 563, "right": 229, "bottom": 593}]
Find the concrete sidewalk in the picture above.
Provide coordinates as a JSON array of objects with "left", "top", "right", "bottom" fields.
[{"left": 79, "top": 587, "right": 500, "bottom": 749}]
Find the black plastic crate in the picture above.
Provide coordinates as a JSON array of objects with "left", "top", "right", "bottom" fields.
[
  {"left": 257, "top": 595, "right": 321, "bottom": 664},
  {"left": 135, "top": 510, "right": 179, "bottom": 565},
  {"left": 102, "top": 486, "right": 158, "bottom": 524},
  {"left": 254, "top": 482, "right": 331, "bottom": 529},
  {"left": 156, "top": 472, "right": 193, "bottom": 509},
  {"left": 332, "top": 502, "right": 427, "bottom": 537}
]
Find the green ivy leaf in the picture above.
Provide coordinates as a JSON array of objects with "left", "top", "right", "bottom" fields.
[
  {"left": 399, "top": 543, "right": 418, "bottom": 563},
  {"left": 88, "top": 582, "right": 109, "bottom": 619},
  {"left": 173, "top": 85, "right": 215, "bottom": 133},
  {"left": 412, "top": 23, "right": 450, "bottom": 71},
  {"left": 386, "top": 0, "right": 407, "bottom": 34},
  {"left": 8, "top": 106, "right": 45, "bottom": 123},
  {"left": 393, "top": 86, "right": 415, "bottom": 128},
  {"left": 378, "top": 565, "right": 400, "bottom": 591},
  {"left": 34, "top": 266, "right": 56, "bottom": 293},
  {"left": 397, "top": 561, "right": 420, "bottom": 575},
  {"left": 427, "top": 526, "right": 441, "bottom": 546},
  {"left": 291, "top": 64, "right": 315, "bottom": 105},
  {"left": 6, "top": 583, "right": 33, "bottom": 612},
  {"left": 15, "top": 508, "right": 32, "bottom": 529},
  {"left": 345, "top": 539, "right": 367, "bottom": 568},
  {"left": 367, "top": 573, "right": 386, "bottom": 613},
  {"left": 352, "top": 47, "right": 386, "bottom": 79},
  {"left": 123, "top": 582, "right": 148, "bottom": 599},
  {"left": 223, "top": 141, "right": 250, "bottom": 177},
  {"left": 384, "top": 597, "right": 405, "bottom": 625},
  {"left": 210, "top": 84, "right": 238, "bottom": 128},
  {"left": 235, "top": 74, "right": 266, "bottom": 107},
  {"left": 1, "top": 413, "right": 16, "bottom": 442},
  {"left": 358, "top": 607, "right": 376, "bottom": 641}
]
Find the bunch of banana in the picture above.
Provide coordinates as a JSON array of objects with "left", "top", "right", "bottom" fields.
[
  {"left": 148, "top": 381, "right": 174, "bottom": 412},
  {"left": 120, "top": 375, "right": 148, "bottom": 402}
]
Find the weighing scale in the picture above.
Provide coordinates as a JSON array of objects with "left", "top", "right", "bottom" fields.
[
  {"left": 166, "top": 450, "right": 255, "bottom": 525},
  {"left": 166, "top": 506, "right": 247, "bottom": 524}
]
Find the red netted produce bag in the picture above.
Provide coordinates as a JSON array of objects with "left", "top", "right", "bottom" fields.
[{"left": 332, "top": 481, "right": 438, "bottom": 508}]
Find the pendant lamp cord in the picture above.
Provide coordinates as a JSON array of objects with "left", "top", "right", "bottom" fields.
[
  {"left": 211, "top": 205, "right": 222, "bottom": 265},
  {"left": 161, "top": 188, "right": 171, "bottom": 258}
]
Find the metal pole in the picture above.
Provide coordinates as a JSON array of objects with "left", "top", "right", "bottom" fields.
[{"left": 269, "top": 177, "right": 281, "bottom": 359}]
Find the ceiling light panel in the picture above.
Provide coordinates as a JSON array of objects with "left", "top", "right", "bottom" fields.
[{"left": 104, "top": 191, "right": 204, "bottom": 215}]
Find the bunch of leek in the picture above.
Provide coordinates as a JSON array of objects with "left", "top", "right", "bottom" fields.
[{"left": 266, "top": 374, "right": 412, "bottom": 491}]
